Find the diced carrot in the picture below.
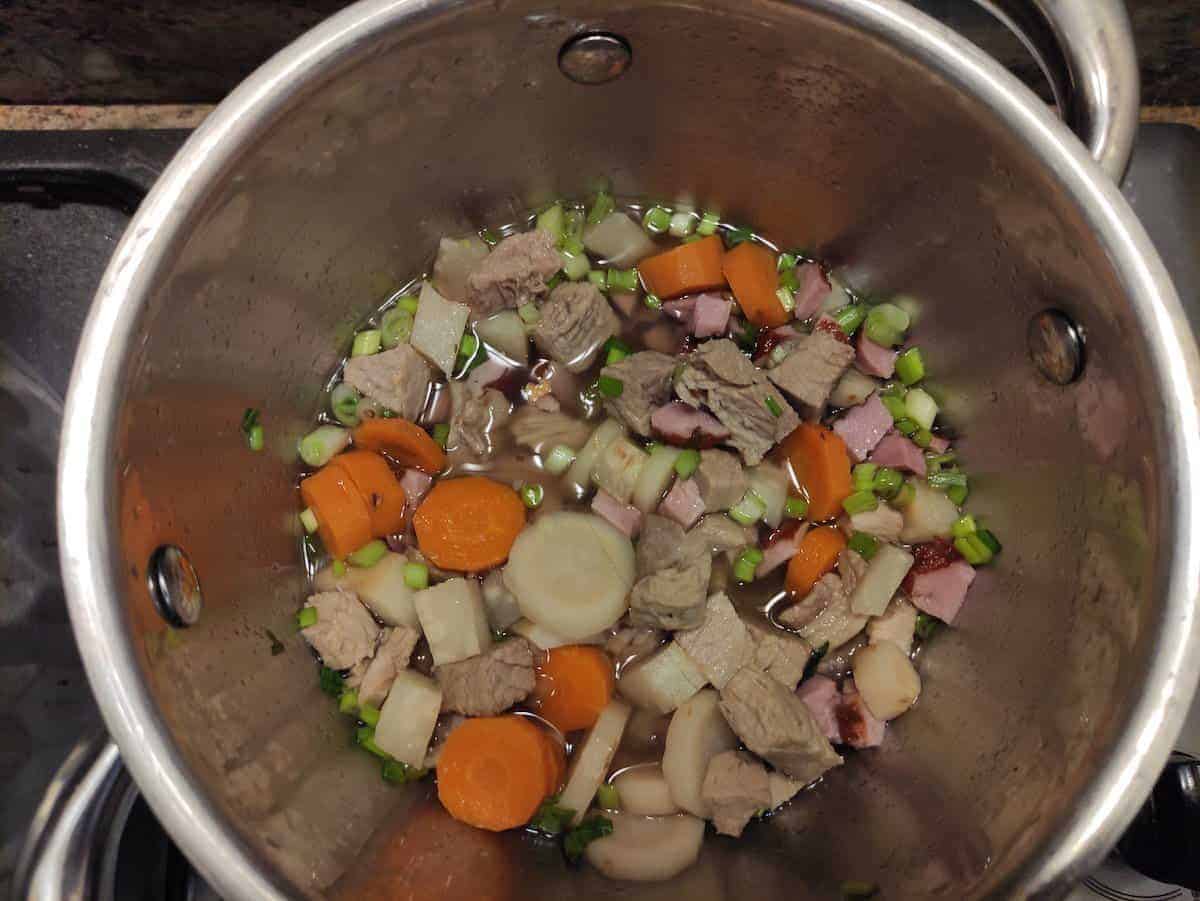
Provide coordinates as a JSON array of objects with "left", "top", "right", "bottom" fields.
[
  {"left": 531, "top": 645, "right": 615, "bottom": 734},
  {"left": 778, "top": 422, "right": 853, "bottom": 522},
  {"left": 722, "top": 241, "right": 789, "bottom": 328},
  {"left": 328, "top": 450, "right": 408, "bottom": 537},
  {"left": 536, "top": 728, "right": 567, "bottom": 795},
  {"left": 300, "top": 466, "right": 373, "bottom": 559},
  {"left": 436, "top": 715, "right": 555, "bottom": 831},
  {"left": 637, "top": 235, "right": 726, "bottom": 299},
  {"left": 412, "top": 476, "right": 526, "bottom": 571},
  {"left": 785, "top": 526, "right": 847, "bottom": 597},
  {"left": 353, "top": 418, "right": 446, "bottom": 475}
]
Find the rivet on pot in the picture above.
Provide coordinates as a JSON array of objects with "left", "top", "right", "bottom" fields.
[
  {"left": 147, "top": 545, "right": 203, "bottom": 627},
  {"left": 558, "top": 32, "right": 632, "bottom": 85},
  {"left": 1028, "top": 309, "right": 1085, "bottom": 385}
]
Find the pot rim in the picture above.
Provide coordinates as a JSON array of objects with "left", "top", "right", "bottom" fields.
[{"left": 57, "top": 1, "right": 1200, "bottom": 897}]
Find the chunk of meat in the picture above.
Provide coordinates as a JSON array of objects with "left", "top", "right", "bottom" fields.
[
  {"left": 792, "top": 263, "right": 830, "bottom": 320},
  {"left": 757, "top": 521, "right": 809, "bottom": 578},
  {"left": 795, "top": 674, "right": 841, "bottom": 741},
  {"left": 636, "top": 514, "right": 689, "bottom": 576},
  {"left": 718, "top": 667, "right": 843, "bottom": 782},
  {"left": 687, "top": 514, "right": 756, "bottom": 557},
  {"left": 342, "top": 345, "right": 432, "bottom": 421},
  {"left": 448, "top": 383, "right": 511, "bottom": 458},
  {"left": 746, "top": 622, "right": 812, "bottom": 690},
  {"left": 601, "top": 351, "right": 676, "bottom": 437},
  {"left": 855, "top": 332, "right": 897, "bottom": 379},
  {"left": 675, "top": 592, "right": 755, "bottom": 689},
  {"left": 464, "top": 229, "right": 562, "bottom": 316},
  {"left": 533, "top": 282, "right": 619, "bottom": 373},
  {"left": 693, "top": 449, "right": 747, "bottom": 513},
  {"left": 592, "top": 489, "right": 644, "bottom": 538},
  {"left": 832, "top": 392, "right": 892, "bottom": 462},
  {"left": 867, "top": 597, "right": 918, "bottom": 655},
  {"left": 836, "top": 679, "right": 886, "bottom": 748},
  {"left": 869, "top": 431, "right": 927, "bottom": 475},
  {"left": 606, "top": 622, "right": 666, "bottom": 664},
  {"left": 658, "top": 477, "right": 705, "bottom": 529},
  {"left": 675, "top": 339, "right": 799, "bottom": 465},
  {"left": 629, "top": 555, "right": 712, "bottom": 631},
  {"left": 701, "top": 751, "right": 771, "bottom": 837},
  {"left": 300, "top": 590, "right": 381, "bottom": 670},
  {"left": 849, "top": 504, "right": 905, "bottom": 542},
  {"left": 432, "top": 235, "right": 490, "bottom": 304},
  {"left": 352, "top": 625, "right": 421, "bottom": 708},
  {"left": 768, "top": 771, "right": 805, "bottom": 810},
  {"left": 434, "top": 637, "right": 536, "bottom": 716},
  {"left": 508, "top": 406, "right": 593, "bottom": 455},
  {"left": 780, "top": 550, "right": 869, "bottom": 651},
  {"left": 650, "top": 402, "right": 730, "bottom": 447},
  {"left": 694, "top": 294, "right": 733, "bottom": 338},
  {"left": 909, "top": 559, "right": 976, "bottom": 623},
  {"left": 768, "top": 329, "right": 856, "bottom": 416}
]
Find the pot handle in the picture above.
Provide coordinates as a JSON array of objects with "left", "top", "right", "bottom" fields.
[{"left": 983, "top": 0, "right": 1139, "bottom": 182}]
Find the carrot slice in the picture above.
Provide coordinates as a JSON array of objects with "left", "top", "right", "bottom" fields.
[
  {"left": 436, "top": 715, "right": 554, "bottom": 831},
  {"left": 785, "top": 526, "right": 848, "bottom": 597},
  {"left": 722, "top": 241, "right": 789, "bottom": 328},
  {"left": 328, "top": 450, "right": 407, "bottom": 536},
  {"left": 637, "top": 235, "right": 726, "bottom": 299},
  {"left": 778, "top": 422, "right": 853, "bottom": 522},
  {"left": 300, "top": 466, "right": 373, "bottom": 559},
  {"left": 537, "top": 727, "right": 567, "bottom": 795},
  {"left": 531, "top": 645, "right": 615, "bottom": 734},
  {"left": 353, "top": 418, "right": 446, "bottom": 475},
  {"left": 413, "top": 476, "right": 526, "bottom": 571}
]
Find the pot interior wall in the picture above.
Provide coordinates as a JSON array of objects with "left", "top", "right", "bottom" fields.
[{"left": 109, "top": 1, "right": 1165, "bottom": 896}]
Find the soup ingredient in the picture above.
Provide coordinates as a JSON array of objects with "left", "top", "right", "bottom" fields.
[
  {"left": 596, "top": 783, "right": 621, "bottom": 810},
  {"left": 694, "top": 449, "right": 747, "bottom": 513},
  {"left": 631, "top": 444, "right": 682, "bottom": 513},
  {"left": 299, "top": 467, "right": 373, "bottom": 559},
  {"left": 866, "top": 598, "right": 918, "bottom": 655},
  {"left": 411, "top": 282, "right": 470, "bottom": 377},
  {"left": 852, "top": 641, "right": 921, "bottom": 720},
  {"left": 342, "top": 344, "right": 433, "bottom": 421},
  {"left": 833, "top": 393, "right": 892, "bottom": 462},
  {"left": 721, "top": 241, "right": 789, "bottom": 328},
  {"left": 790, "top": 554, "right": 871, "bottom": 651},
  {"left": 464, "top": 229, "right": 562, "bottom": 316},
  {"left": 298, "top": 590, "right": 380, "bottom": 670},
  {"left": 855, "top": 333, "right": 897, "bottom": 379},
  {"left": 432, "top": 235, "right": 490, "bottom": 304},
  {"left": 512, "top": 618, "right": 607, "bottom": 650},
  {"left": 657, "top": 477, "right": 705, "bottom": 530},
  {"left": 532, "top": 282, "right": 619, "bottom": 373},
  {"left": 481, "top": 570, "right": 522, "bottom": 631},
  {"left": 240, "top": 407, "right": 264, "bottom": 451},
  {"left": 746, "top": 462, "right": 789, "bottom": 528},
  {"left": 566, "top": 419, "right": 626, "bottom": 497},
  {"left": 829, "top": 368, "right": 879, "bottom": 408},
  {"left": 599, "top": 350, "right": 676, "bottom": 437},
  {"left": 619, "top": 642, "right": 708, "bottom": 714},
  {"left": 836, "top": 680, "right": 886, "bottom": 749},
  {"left": 628, "top": 515, "right": 711, "bottom": 630},
  {"left": 848, "top": 543, "right": 915, "bottom": 616},
  {"left": 435, "top": 636, "right": 537, "bottom": 716},
  {"left": 612, "top": 766, "right": 679, "bottom": 816},
  {"left": 328, "top": 450, "right": 408, "bottom": 537},
  {"left": 907, "top": 559, "right": 977, "bottom": 623},
  {"left": 584, "top": 811, "right": 706, "bottom": 882},
  {"left": 869, "top": 431, "right": 926, "bottom": 475},
  {"left": 785, "top": 526, "right": 848, "bottom": 597},
  {"left": 354, "top": 625, "right": 420, "bottom": 708},
  {"left": 661, "top": 689, "right": 738, "bottom": 817},
  {"left": 413, "top": 476, "right": 526, "bottom": 571},
  {"left": 674, "top": 592, "right": 754, "bottom": 691},
  {"left": 796, "top": 675, "right": 841, "bottom": 741},
  {"left": 475, "top": 310, "right": 529, "bottom": 365},
  {"left": 701, "top": 750, "right": 772, "bottom": 837},
  {"left": 746, "top": 622, "right": 814, "bottom": 689},
  {"left": 779, "top": 422, "right": 853, "bottom": 522},
  {"left": 503, "top": 511, "right": 635, "bottom": 640},
  {"left": 637, "top": 234, "right": 726, "bottom": 300},
  {"left": 593, "top": 437, "right": 649, "bottom": 505},
  {"left": 583, "top": 211, "right": 656, "bottom": 267},
  {"left": 509, "top": 408, "right": 592, "bottom": 458},
  {"left": 531, "top": 645, "right": 616, "bottom": 733},
  {"left": 564, "top": 815, "right": 614, "bottom": 862},
  {"left": 559, "top": 699, "right": 631, "bottom": 826},
  {"left": 314, "top": 552, "right": 420, "bottom": 628},
  {"left": 299, "top": 424, "right": 352, "bottom": 468},
  {"left": 899, "top": 480, "right": 960, "bottom": 543},
  {"left": 373, "top": 669, "right": 443, "bottom": 767},
  {"left": 352, "top": 417, "right": 447, "bottom": 475},
  {"left": 413, "top": 577, "right": 493, "bottom": 666},
  {"left": 650, "top": 401, "right": 731, "bottom": 448},
  {"left": 850, "top": 505, "right": 904, "bottom": 542},
  {"left": 436, "top": 714, "right": 559, "bottom": 831}
]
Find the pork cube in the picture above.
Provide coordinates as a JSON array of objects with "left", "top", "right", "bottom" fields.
[
  {"left": 694, "top": 449, "right": 748, "bottom": 513},
  {"left": 533, "top": 282, "right": 619, "bottom": 373},
  {"left": 746, "top": 622, "right": 812, "bottom": 690},
  {"left": 352, "top": 625, "right": 420, "bottom": 708},
  {"left": 909, "top": 560, "right": 976, "bottom": 624},
  {"left": 701, "top": 750, "right": 771, "bottom": 837},
  {"left": 341, "top": 344, "right": 432, "bottom": 421},
  {"left": 629, "top": 556, "right": 712, "bottom": 631},
  {"left": 601, "top": 351, "right": 677, "bottom": 437},
  {"left": 795, "top": 674, "right": 841, "bottom": 741},
  {"left": 465, "top": 229, "right": 562, "bottom": 316},
  {"left": 414, "top": 577, "right": 492, "bottom": 665},
  {"left": 768, "top": 329, "right": 856, "bottom": 415},
  {"left": 675, "top": 592, "right": 755, "bottom": 690},
  {"left": 300, "top": 590, "right": 380, "bottom": 671},
  {"left": 832, "top": 392, "right": 892, "bottom": 462},
  {"left": 435, "top": 637, "right": 536, "bottom": 716}
]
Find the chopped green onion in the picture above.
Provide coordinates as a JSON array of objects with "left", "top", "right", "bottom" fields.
[
  {"left": 896, "top": 347, "right": 926, "bottom": 385},
  {"left": 847, "top": 531, "right": 879, "bottom": 560},
  {"left": 723, "top": 226, "right": 754, "bottom": 248},
  {"left": 396, "top": 295, "right": 420, "bottom": 315},
  {"left": 587, "top": 269, "right": 609, "bottom": 292},
  {"left": 480, "top": 228, "right": 500, "bottom": 246},
  {"left": 954, "top": 534, "right": 994, "bottom": 565},
  {"left": 733, "top": 546, "right": 765, "bottom": 582},
  {"left": 904, "top": 387, "right": 938, "bottom": 430},
  {"left": 537, "top": 203, "right": 565, "bottom": 240},
  {"left": 603, "top": 336, "right": 632, "bottom": 365},
  {"left": 728, "top": 492, "right": 767, "bottom": 526},
  {"left": 863, "top": 302, "right": 910, "bottom": 347},
  {"left": 976, "top": 529, "right": 1002, "bottom": 555},
  {"left": 351, "top": 329, "right": 382, "bottom": 357},
  {"left": 561, "top": 248, "right": 590, "bottom": 281},
  {"left": 947, "top": 483, "right": 969, "bottom": 506},
  {"left": 778, "top": 267, "right": 800, "bottom": 293},
  {"left": 775, "top": 285, "right": 796, "bottom": 313},
  {"left": 928, "top": 470, "right": 968, "bottom": 490},
  {"left": 564, "top": 207, "right": 585, "bottom": 241},
  {"left": 734, "top": 320, "right": 759, "bottom": 352},
  {"left": 432, "top": 423, "right": 450, "bottom": 449},
  {"left": 520, "top": 483, "right": 544, "bottom": 509},
  {"left": 607, "top": 268, "right": 639, "bottom": 293},
  {"left": 880, "top": 394, "right": 908, "bottom": 420},
  {"left": 458, "top": 334, "right": 479, "bottom": 360},
  {"left": 596, "top": 783, "right": 621, "bottom": 809},
  {"left": 517, "top": 302, "right": 541, "bottom": 325},
  {"left": 559, "top": 233, "right": 585, "bottom": 255},
  {"left": 891, "top": 480, "right": 916, "bottom": 508},
  {"left": 403, "top": 562, "right": 429, "bottom": 590},
  {"left": 241, "top": 408, "right": 263, "bottom": 450},
  {"left": 332, "top": 560, "right": 347, "bottom": 578},
  {"left": 765, "top": 395, "right": 783, "bottom": 418},
  {"left": 769, "top": 344, "right": 790, "bottom": 366},
  {"left": 642, "top": 205, "right": 671, "bottom": 234},
  {"left": 587, "top": 191, "right": 614, "bottom": 225},
  {"left": 696, "top": 210, "right": 720, "bottom": 236},
  {"left": 330, "top": 382, "right": 361, "bottom": 426},
  {"left": 563, "top": 816, "right": 614, "bottom": 863},
  {"left": 841, "top": 880, "right": 879, "bottom": 899},
  {"left": 319, "top": 666, "right": 344, "bottom": 696},
  {"left": 382, "top": 759, "right": 426, "bottom": 784},
  {"left": 296, "top": 607, "right": 318, "bottom": 629},
  {"left": 833, "top": 304, "right": 868, "bottom": 335},
  {"left": 668, "top": 211, "right": 696, "bottom": 237},
  {"left": 544, "top": 444, "right": 578, "bottom": 475},
  {"left": 644, "top": 293, "right": 663, "bottom": 310},
  {"left": 914, "top": 612, "right": 940, "bottom": 640},
  {"left": 894, "top": 417, "right": 919, "bottom": 436},
  {"left": 380, "top": 307, "right": 413, "bottom": 349},
  {"left": 925, "top": 451, "right": 957, "bottom": 470},
  {"left": 842, "top": 490, "right": 879, "bottom": 516},
  {"left": 359, "top": 703, "right": 381, "bottom": 727},
  {"left": 777, "top": 252, "right": 799, "bottom": 272},
  {"left": 348, "top": 539, "right": 388, "bottom": 568},
  {"left": 873, "top": 467, "right": 903, "bottom": 498},
  {"left": 597, "top": 375, "right": 624, "bottom": 398},
  {"left": 784, "top": 496, "right": 809, "bottom": 519},
  {"left": 299, "top": 425, "right": 350, "bottom": 467},
  {"left": 912, "top": 428, "right": 934, "bottom": 448},
  {"left": 852, "top": 463, "right": 879, "bottom": 492},
  {"left": 674, "top": 448, "right": 700, "bottom": 479},
  {"left": 531, "top": 795, "right": 576, "bottom": 835},
  {"left": 355, "top": 726, "right": 389, "bottom": 758},
  {"left": 338, "top": 690, "right": 358, "bottom": 715},
  {"left": 247, "top": 424, "right": 264, "bottom": 452},
  {"left": 951, "top": 514, "right": 978, "bottom": 538},
  {"left": 299, "top": 507, "right": 320, "bottom": 535}
]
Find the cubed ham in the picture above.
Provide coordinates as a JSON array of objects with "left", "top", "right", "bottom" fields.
[
  {"left": 400, "top": 468, "right": 434, "bottom": 506},
  {"left": 793, "top": 263, "right": 830, "bottom": 321},
  {"left": 757, "top": 521, "right": 808, "bottom": 578},
  {"left": 928, "top": 434, "right": 951, "bottom": 453},
  {"left": 693, "top": 294, "right": 733, "bottom": 338},
  {"left": 837, "top": 681, "right": 886, "bottom": 748},
  {"left": 909, "top": 560, "right": 976, "bottom": 623},
  {"left": 869, "top": 431, "right": 927, "bottom": 475},
  {"left": 796, "top": 675, "right": 840, "bottom": 741},
  {"left": 591, "top": 489, "right": 644, "bottom": 538},
  {"left": 855, "top": 333, "right": 897, "bottom": 379},
  {"left": 832, "top": 392, "right": 892, "bottom": 462},
  {"left": 650, "top": 401, "right": 731, "bottom": 448},
  {"left": 658, "top": 477, "right": 705, "bottom": 529},
  {"left": 662, "top": 296, "right": 697, "bottom": 326}
]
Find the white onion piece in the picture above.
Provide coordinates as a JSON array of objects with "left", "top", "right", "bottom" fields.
[
  {"left": 584, "top": 812, "right": 705, "bottom": 882},
  {"left": 747, "top": 462, "right": 789, "bottom": 528},
  {"left": 612, "top": 765, "right": 680, "bottom": 816},
  {"left": 560, "top": 699, "right": 631, "bottom": 825},
  {"left": 583, "top": 212, "right": 657, "bottom": 268}
]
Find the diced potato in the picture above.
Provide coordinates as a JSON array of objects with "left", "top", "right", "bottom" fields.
[
  {"left": 830, "top": 369, "right": 878, "bottom": 408},
  {"left": 867, "top": 598, "right": 918, "bottom": 655},
  {"left": 559, "top": 699, "right": 631, "bottom": 825},
  {"left": 413, "top": 577, "right": 492, "bottom": 665},
  {"left": 582, "top": 212, "right": 657, "bottom": 268},
  {"left": 314, "top": 553, "right": 419, "bottom": 629},
  {"left": 411, "top": 282, "right": 469, "bottom": 376},
  {"left": 432, "top": 235, "right": 489, "bottom": 304},
  {"left": 661, "top": 688, "right": 737, "bottom": 818},
  {"left": 373, "top": 670, "right": 442, "bottom": 767},
  {"left": 618, "top": 642, "right": 708, "bottom": 714},
  {"left": 592, "top": 437, "right": 648, "bottom": 505},
  {"left": 475, "top": 310, "right": 529, "bottom": 365},
  {"left": 632, "top": 444, "right": 681, "bottom": 513},
  {"left": 852, "top": 641, "right": 921, "bottom": 720},
  {"left": 612, "top": 764, "right": 680, "bottom": 816},
  {"left": 566, "top": 419, "right": 625, "bottom": 497},
  {"left": 900, "top": 481, "right": 960, "bottom": 543},
  {"left": 849, "top": 543, "right": 914, "bottom": 616},
  {"left": 584, "top": 811, "right": 705, "bottom": 882}
]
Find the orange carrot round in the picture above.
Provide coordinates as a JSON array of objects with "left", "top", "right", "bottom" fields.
[
  {"left": 436, "top": 715, "right": 554, "bottom": 831},
  {"left": 637, "top": 235, "right": 726, "bottom": 299},
  {"left": 329, "top": 450, "right": 407, "bottom": 536},
  {"left": 778, "top": 422, "right": 853, "bottom": 522},
  {"left": 537, "top": 727, "right": 567, "bottom": 795},
  {"left": 531, "top": 645, "right": 615, "bottom": 734},
  {"left": 413, "top": 476, "right": 526, "bottom": 571},
  {"left": 353, "top": 417, "right": 447, "bottom": 475},
  {"left": 722, "top": 241, "right": 789, "bottom": 328},
  {"left": 786, "top": 526, "right": 847, "bottom": 597},
  {"left": 300, "top": 466, "right": 373, "bottom": 559}
]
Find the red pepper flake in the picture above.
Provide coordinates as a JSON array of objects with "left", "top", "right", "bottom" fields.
[{"left": 814, "top": 317, "right": 852, "bottom": 345}]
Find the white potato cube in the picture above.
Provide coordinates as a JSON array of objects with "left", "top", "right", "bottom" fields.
[
  {"left": 618, "top": 642, "right": 707, "bottom": 714},
  {"left": 314, "top": 553, "right": 419, "bottom": 629},
  {"left": 411, "top": 282, "right": 469, "bottom": 376},
  {"left": 414, "top": 577, "right": 492, "bottom": 665},
  {"left": 373, "top": 670, "right": 442, "bottom": 767}
]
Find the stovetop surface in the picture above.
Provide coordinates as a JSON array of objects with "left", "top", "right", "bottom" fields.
[{"left": 1, "top": 124, "right": 1198, "bottom": 900}]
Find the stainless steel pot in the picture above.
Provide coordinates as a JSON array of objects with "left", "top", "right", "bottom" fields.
[{"left": 42, "top": 0, "right": 1200, "bottom": 897}]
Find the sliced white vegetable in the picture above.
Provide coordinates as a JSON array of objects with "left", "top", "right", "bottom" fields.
[
  {"left": 798, "top": 592, "right": 868, "bottom": 653},
  {"left": 830, "top": 368, "right": 879, "bottom": 408},
  {"left": 900, "top": 480, "right": 961, "bottom": 543},
  {"left": 849, "top": 543, "right": 914, "bottom": 616},
  {"left": 852, "top": 641, "right": 922, "bottom": 720},
  {"left": 481, "top": 570, "right": 522, "bottom": 631},
  {"left": 503, "top": 512, "right": 634, "bottom": 640},
  {"left": 413, "top": 577, "right": 492, "bottom": 665},
  {"left": 432, "top": 234, "right": 489, "bottom": 304},
  {"left": 618, "top": 642, "right": 708, "bottom": 714},
  {"left": 560, "top": 699, "right": 631, "bottom": 825},
  {"left": 314, "top": 552, "right": 419, "bottom": 629},
  {"left": 583, "top": 212, "right": 657, "bottom": 268},
  {"left": 632, "top": 444, "right": 681, "bottom": 513},
  {"left": 373, "top": 670, "right": 442, "bottom": 767},
  {"left": 511, "top": 617, "right": 607, "bottom": 650},
  {"left": 904, "top": 387, "right": 939, "bottom": 430},
  {"left": 592, "top": 437, "right": 649, "bottom": 505},
  {"left": 566, "top": 419, "right": 626, "bottom": 497},
  {"left": 612, "top": 765, "right": 680, "bottom": 816},
  {"left": 411, "top": 282, "right": 469, "bottom": 377},
  {"left": 867, "top": 598, "right": 918, "bottom": 655},
  {"left": 475, "top": 310, "right": 529, "bottom": 365},
  {"left": 584, "top": 812, "right": 705, "bottom": 882},
  {"left": 746, "top": 462, "right": 790, "bottom": 528},
  {"left": 661, "top": 688, "right": 738, "bottom": 818}
]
